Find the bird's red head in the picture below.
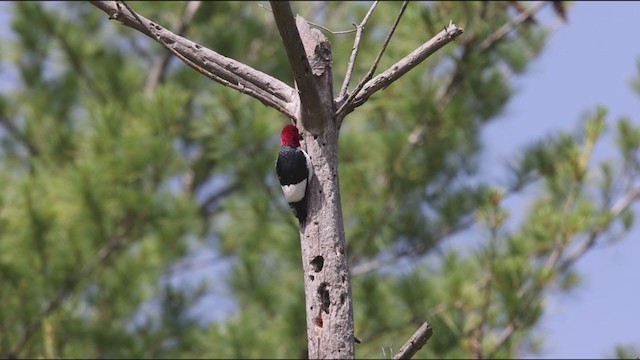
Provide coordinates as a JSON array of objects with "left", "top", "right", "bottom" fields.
[{"left": 280, "top": 124, "right": 303, "bottom": 147}]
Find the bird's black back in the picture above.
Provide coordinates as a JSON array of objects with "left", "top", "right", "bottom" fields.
[{"left": 276, "top": 146, "right": 309, "bottom": 186}]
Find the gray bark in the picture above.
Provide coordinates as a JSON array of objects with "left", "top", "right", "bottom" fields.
[
  {"left": 271, "top": 2, "right": 330, "bottom": 136},
  {"left": 271, "top": 4, "right": 354, "bottom": 357}
]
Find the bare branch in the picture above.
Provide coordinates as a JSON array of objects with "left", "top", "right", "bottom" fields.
[
  {"left": 339, "top": 22, "right": 464, "bottom": 117},
  {"left": 479, "top": 1, "right": 548, "bottom": 52},
  {"left": 144, "top": 1, "right": 202, "bottom": 94},
  {"left": 270, "top": 1, "right": 330, "bottom": 134},
  {"left": 89, "top": 1, "right": 296, "bottom": 119},
  {"left": 307, "top": 21, "right": 358, "bottom": 35},
  {"left": 364, "top": 305, "right": 448, "bottom": 352},
  {"left": 392, "top": 322, "right": 433, "bottom": 360},
  {"left": 338, "top": 1, "right": 379, "bottom": 100},
  {"left": 336, "top": 1, "right": 409, "bottom": 118}
]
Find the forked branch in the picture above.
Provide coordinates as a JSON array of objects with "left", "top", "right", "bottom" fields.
[
  {"left": 337, "top": 22, "right": 464, "bottom": 118},
  {"left": 336, "top": 1, "right": 409, "bottom": 119},
  {"left": 338, "top": 1, "right": 379, "bottom": 100}
]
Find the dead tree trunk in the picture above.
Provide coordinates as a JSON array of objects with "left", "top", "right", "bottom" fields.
[{"left": 270, "top": 9, "right": 355, "bottom": 358}]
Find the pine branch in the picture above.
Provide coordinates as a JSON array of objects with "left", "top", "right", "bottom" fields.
[
  {"left": 198, "top": 181, "right": 242, "bottom": 216},
  {"left": 339, "top": 21, "right": 464, "bottom": 117},
  {"left": 472, "top": 237, "right": 499, "bottom": 359},
  {"left": 479, "top": 1, "right": 548, "bottom": 52},
  {"left": 337, "top": 1, "right": 379, "bottom": 101},
  {"left": 36, "top": 2, "right": 107, "bottom": 102},
  {"left": 487, "top": 185, "right": 640, "bottom": 357},
  {"left": 392, "top": 322, "right": 433, "bottom": 359},
  {"left": 89, "top": 1, "right": 297, "bottom": 119},
  {"left": 270, "top": 1, "right": 331, "bottom": 135},
  {"left": 558, "top": 186, "right": 640, "bottom": 273},
  {"left": 434, "top": 41, "right": 473, "bottom": 113},
  {"left": 351, "top": 215, "right": 475, "bottom": 277},
  {"left": 0, "top": 114, "right": 39, "bottom": 156},
  {"left": 488, "top": 321, "right": 517, "bottom": 356},
  {"left": 407, "top": 0, "right": 550, "bottom": 147},
  {"left": 144, "top": 1, "right": 202, "bottom": 94},
  {"left": 7, "top": 217, "right": 135, "bottom": 358}
]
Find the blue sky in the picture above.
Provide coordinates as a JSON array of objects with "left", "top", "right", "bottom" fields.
[
  {"left": 1, "top": 1, "right": 639, "bottom": 358},
  {"left": 481, "top": 2, "right": 640, "bottom": 358}
]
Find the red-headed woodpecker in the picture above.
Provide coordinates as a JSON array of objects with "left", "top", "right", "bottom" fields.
[{"left": 276, "top": 124, "right": 313, "bottom": 225}]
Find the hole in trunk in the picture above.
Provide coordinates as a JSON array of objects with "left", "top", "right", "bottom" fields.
[
  {"left": 310, "top": 256, "right": 324, "bottom": 272},
  {"left": 318, "top": 282, "right": 330, "bottom": 314}
]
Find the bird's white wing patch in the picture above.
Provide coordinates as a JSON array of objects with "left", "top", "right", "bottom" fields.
[{"left": 282, "top": 179, "right": 307, "bottom": 203}]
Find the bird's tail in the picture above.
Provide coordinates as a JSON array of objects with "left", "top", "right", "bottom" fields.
[{"left": 289, "top": 198, "right": 308, "bottom": 227}]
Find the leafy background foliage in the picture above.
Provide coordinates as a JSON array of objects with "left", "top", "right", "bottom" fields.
[{"left": 0, "top": 1, "right": 638, "bottom": 358}]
